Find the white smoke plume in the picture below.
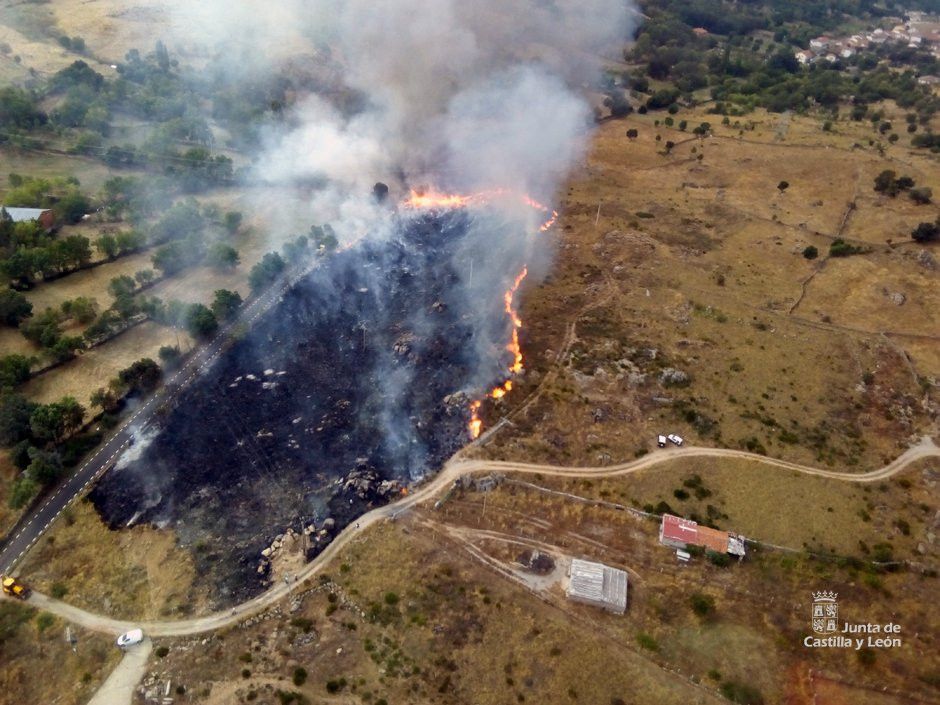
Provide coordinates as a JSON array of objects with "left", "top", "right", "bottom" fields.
[
  {"left": 162, "top": 0, "right": 636, "bottom": 464},
  {"left": 164, "top": 0, "right": 635, "bottom": 214}
]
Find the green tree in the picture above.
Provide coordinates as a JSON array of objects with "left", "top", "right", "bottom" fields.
[
  {"left": 90, "top": 386, "right": 120, "bottom": 413},
  {"left": 206, "top": 242, "right": 240, "bottom": 271},
  {"left": 9, "top": 475, "right": 38, "bottom": 509},
  {"left": 0, "top": 393, "right": 36, "bottom": 446},
  {"left": 158, "top": 345, "right": 181, "bottom": 368},
  {"left": 0, "top": 290, "right": 33, "bottom": 326},
  {"left": 0, "top": 355, "right": 32, "bottom": 388},
  {"left": 210, "top": 289, "right": 242, "bottom": 322},
  {"left": 184, "top": 304, "right": 217, "bottom": 340},
  {"left": 19, "top": 308, "right": 65, "bottom": 348},
  {"left": 249, "top": 252, "right": 286, "bottom": 293},
  {"left": 26, "top": 447, "right": 63, "bottom": 485},
  {"left": 52, "top": 192, "right": 90, "bottom": 224},
  {"left": 108, "top": 275, "right": 136, "bottom": 299},
  {"left": 802, "top": 245, "right": 818, "bottom": 260},
  {"left": 96, "top": 234, "right": 118, "bottom": 259},
  {"left": 115, "top": 230, "right": 145, "bottom": 254},
  {"left": 223, "top": 211, "right": 243, "bottom": 234},
  {"left": 118, "top": 358, "right": 161, "bottom": 393},
  {"left": 29, "top": 396, "right": 85, "bottom": 443},
  {"left": 61, "top": 297, "right": 98, "bottom": 324},
  {"left": 152, "top": 242, "right": 187, "bottom": 275}
]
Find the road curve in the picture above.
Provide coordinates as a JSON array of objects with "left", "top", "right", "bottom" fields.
[{"left": 13, "top": 435, "right": 937, "bottom": 638}]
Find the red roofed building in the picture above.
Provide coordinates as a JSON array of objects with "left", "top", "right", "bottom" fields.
[{"left": 659, "top": 514, "right": 746, "bottom": 556}]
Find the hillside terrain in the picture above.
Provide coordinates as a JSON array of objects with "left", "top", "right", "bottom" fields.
[{"left": 0, "top": 1, "right": 938, "bottom": 704}]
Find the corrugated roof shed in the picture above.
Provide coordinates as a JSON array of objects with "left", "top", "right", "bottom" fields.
[
  {"left": 1, "top": 207, "right": 52, "bottom": 223},
  {"left": 565, "top": 558, "right": 628, "bottom": 614}
]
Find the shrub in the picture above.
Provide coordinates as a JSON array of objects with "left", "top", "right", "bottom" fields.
[
  {"left": 829, "top": 239, "right": 863, "bottom": 257},
  {"left": 689, "top": 593, "right": 715, "bottom": 617},
  {"left": 706, "top": 550, "right": 731, "bottom": 567},
  {"left": 636, "top": 632, "right": 659, "bottom": 651},
  {"left": 155, "top": 646, "right": 169, "bottom": 658},
  {"left": 292, "top": 667, "right": 307, "bottom": 686},
  {"left": 720, "top": 680, "right": 764, "bottom": 704},
  {"left": 384, "top": 591, "right": 399, "bottom": 605}
]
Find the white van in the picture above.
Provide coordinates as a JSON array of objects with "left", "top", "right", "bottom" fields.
[
  {"left": 657, "top": 435, "right": 667, "bottom": 448},
  {"left": 116, "top": 628, "right": 144, "bottom": 648},
  {"left": 667, "top": 434, "right": 684, "bottom": 447}
]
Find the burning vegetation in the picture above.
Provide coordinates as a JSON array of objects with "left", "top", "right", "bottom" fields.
[{"left": 90, "top": 193, "right": 551, "bottom": 603}]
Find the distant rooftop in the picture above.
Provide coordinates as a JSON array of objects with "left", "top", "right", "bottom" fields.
[
  {"left": 659, "top": 514, "right": 746, "bottom": 556},
  {"left": 1, "top": 206, "right": 52, "bottom": 223},
  {"left": 566, "top": 558, "right": 628, "bottom": 614}
]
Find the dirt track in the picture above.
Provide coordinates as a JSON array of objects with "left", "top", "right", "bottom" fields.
[{"left": 15, "top": 435, "right": 937, "bottom": 639}]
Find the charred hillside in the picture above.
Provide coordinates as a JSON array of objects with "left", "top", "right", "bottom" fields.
[{"left": 90, "top": 208, "right": 522, "bottom": 604}]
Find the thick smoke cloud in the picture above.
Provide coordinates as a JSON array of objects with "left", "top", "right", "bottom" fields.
[
  {"left": 163, "top": 0, "right": 635, "bottom": 454},
  {"left": 165, "top": 0, "right": 634, "bottom": 203}
]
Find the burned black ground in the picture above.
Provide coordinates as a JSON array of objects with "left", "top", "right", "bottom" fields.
[{"left": 90, "top": 209, "right": 523, "bottom": 605}]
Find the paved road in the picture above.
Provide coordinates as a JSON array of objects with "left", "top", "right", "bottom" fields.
[
  {"left": 14, "top": 435, "right": 937, "bottom": 638},
  {"left": 0, "top": 262, "right": 317, "bottom": 575}
]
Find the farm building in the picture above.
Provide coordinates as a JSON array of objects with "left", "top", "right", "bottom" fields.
[
  {"left": 565, "top": 558, "right": 628, "bottom": 614},
  {"left": 659, "top": 514, "right": 746, "bottom": 557},
  {"left": 1, "top": 206, "right": 55, "bottom": 230}
]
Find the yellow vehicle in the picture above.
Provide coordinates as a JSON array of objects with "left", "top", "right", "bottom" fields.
[{"left": 1, "top": 576, "right": 31, "bottom": 600}]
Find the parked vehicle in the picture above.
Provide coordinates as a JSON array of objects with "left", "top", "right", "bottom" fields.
[
  {"left": 657, "top": 435, "right": 667, "bottom": 448},
  {"left": 1, "top": 576, "right": 30, "bottom": 600},
  {"left": 667, "top": 433, "right": 684, "bottom": 446},
  {"left": 116, "top": 629, "right": 144, "bottom": 648}
]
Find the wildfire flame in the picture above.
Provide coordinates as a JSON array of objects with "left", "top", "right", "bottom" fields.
[
  {"left": 399, "top": 187, "right": 557, "bottom": 439},
  {"left": 404, "top": 188, "right": 558, "bottom": 232}
]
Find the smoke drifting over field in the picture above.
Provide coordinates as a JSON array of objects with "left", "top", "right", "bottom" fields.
[
  {"left": 91, "top": 0, "right": 637, "bottom": 598},
  {"left": 167, "top": 0, "right": 634, "bottom": 202}
]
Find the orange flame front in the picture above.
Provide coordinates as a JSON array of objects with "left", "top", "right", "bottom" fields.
[
  {"left": 468, "top": 263, "right": 529, "bottom": 439},
  {"left": 398, "top": 186, "right": 557, "bottom": 439}
]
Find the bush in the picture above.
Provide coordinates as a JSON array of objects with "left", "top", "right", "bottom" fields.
[
  {"left": 802, "top": 245, "right": 818, "bottom": 260},
  {"left": 829, "top": 239, "right": 863, "bottom": 257},
  {"left": 720, "top": 680, "right": 763, "bottom": 704},
  {"left": 325, "top": 678, "right": 347, "bottom": 694},
  {"left": 292, "top": 667, "right": 307, "bottom": 686},
  {"left": 912, "top": 220, "right": 940, "bottom": 243},
  {"left": 50, "top": 582, "right": 68, "bottom": 599},
  {"left": 155, "top": 645, "right": 169, "bottom": 658},
  {"left": 383, "top": 591, "right": 399, "bottom": 605},
  {"left": 636, "top": 632, "right": 659, "bottom": 651},
  {"left": 689, "top": 592, "right": 715, "bottom": 617},
  {"left": 706, "top": 550, "right": 731, "bottom": 567}
]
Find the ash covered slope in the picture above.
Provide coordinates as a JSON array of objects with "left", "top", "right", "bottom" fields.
[{"left": 91, "top": 208, "right": 521, "bottom": 602}]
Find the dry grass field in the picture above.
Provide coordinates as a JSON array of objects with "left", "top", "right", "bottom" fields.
[
  {"left": 475, "top": 106, "right": 938, "bottom": 472},
  {"left": 21, "top": 321, "right": 191, "bottom": 409},
  {"left": 143, "top": 460, "right": 939, "bottom": 705},
  {"left": 0, "top": 605, "right": 118, "bottom": 705},
  {"left": 17, "top": 499, "right": 208, "bottom": 620}
]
